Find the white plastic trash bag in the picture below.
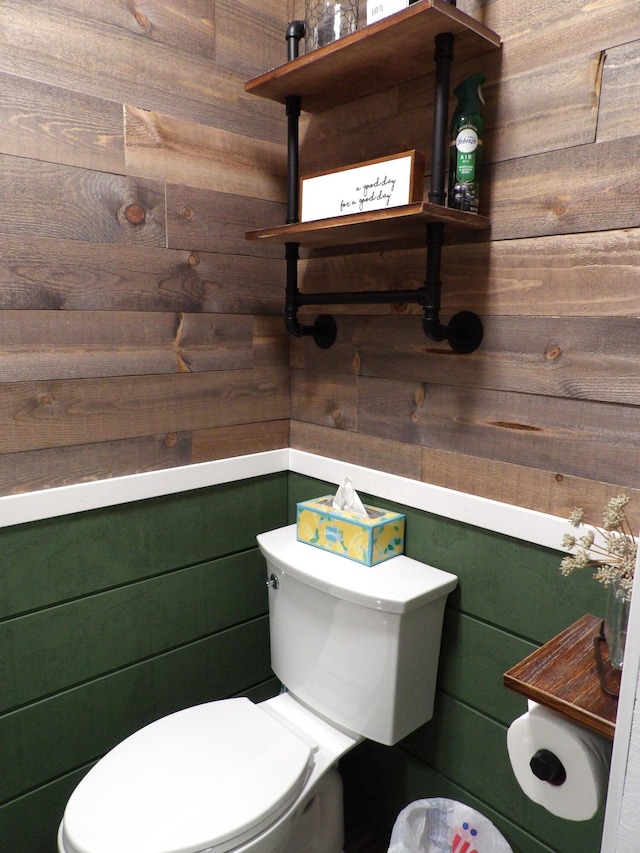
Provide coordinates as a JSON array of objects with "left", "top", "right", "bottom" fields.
[{"left": 388, "top": 798, "right": 513, "bottom": 853}]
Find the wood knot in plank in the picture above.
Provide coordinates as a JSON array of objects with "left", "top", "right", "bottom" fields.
[
  {"left": 187, "top": 253, "right": 200, "bottom": 267},
  {"left": 134, "top": 10, "right": 149, "bottom": 29},
  {"left": 164, "top": 433, "right": 178, "bottom": 448},
  {"left": 554, "top": 196, "right": 570, "bottom": 218},
  {"left": 546, "top": 346, "right": 562, "bottom": 361},
  {"left": 488, "top": 420, "right": 542, "bottom": 432},
  {"left": 123, "top": 204, "right": 146, "bottom": 225}
]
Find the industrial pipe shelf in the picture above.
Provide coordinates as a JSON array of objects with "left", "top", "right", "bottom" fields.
[{"left": 244, "top": 1, "right": 501, "bottom": 351}]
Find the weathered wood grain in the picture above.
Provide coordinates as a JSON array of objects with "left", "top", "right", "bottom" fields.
[
  {"left": 0, "top": 234, "right": 283, "bottom": 313},
  {"left": 192, "top": 420, "right": 290, "bottom": 462},
  {"left": 420, "top": 444, "right": 640, "bottom": 544},
  {"left": 306, "top": 51, "right": 601, "bottom": 174},
  {"left": 166, "top": 184, "right": 285, "bottom": 257},
  {"left": 357, "top": 375, "right": 640, "bottom": 490},
  {"left": 0, "top": 311, "right": 180, "bottom": 381},
  {"left": 215, "top": 0, "right": 290, "bottom": 79},
  {"left": 48, "top": 0, "right": 218, "bottom": 60},
  {"left": 440, "top": 228, "right": 640, "bottom": 316},
  {"left": 294, "top": 226, "right": 640, "bottom": 318},
  {"left": 0, "top": 72, "right": 125, "bottom": 173},
  {"left": 597, "top": 40, "right": 640, "bottom": 143},
  {"left": 290, "top": 420, "right": 422, "bottom": 480},
  {"left": 290, "top": 368, "right": 358, "bottom": 431},
  {"left": 0, "top": 368, "right": 289, "bottom": 453},
  {"left": 0, "top": 420, "right": 288, "bottom": 498},
  {"left": 125, "top": 106, "right": 286, "bottom": 201},
  {"left": 0, "top": 154, "right": 166, "bottom": 246},
  {"left": 294, "top": 314, "right": 640, "bottom": 407},
  {"left": 252, "top": 317, "right": 290, "bottom": 368},
  {"left": 173, "top": 313, "right": 255, "bottom": 373},
  {"left": 487, "top": 135, "right": 640, "bottom": 240},
  {"left": 0, "top": 433, "right": 193, "bottom": 497},
  {"left": 0, "top": 0, "right": 284, "bottom": 140},
  {"left": 465, "top": 0, "right": 640, "bottom": 67},
  {"left": 0, "top": 312, "right": 259, "bottom": 379},
  {"left": 507, "top": 4, "right": 640, "bottom": 75},
  {"left": 288, "top": 419, "right": 640, "bottom": 532}
]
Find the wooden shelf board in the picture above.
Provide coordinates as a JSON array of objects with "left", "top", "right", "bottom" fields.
[
  {"left": 504, "top": 614, "right": 619, "bottom": 739},
  {"left": 246, "top": 202, "right": 490, "bottom": 248},
  {"left": 244, "top": 0, "right": 501, "bottom": 112}
]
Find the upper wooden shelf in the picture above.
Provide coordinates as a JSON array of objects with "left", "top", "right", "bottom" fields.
[
  {"left": 504, "top": 614, "right": 620, "bottom": 740},
  {"left": 244, "top": 0, "right": 501, "bottom": 113},
  {"left": 246, "top": 201, "right": 489, "bottom": 248}
]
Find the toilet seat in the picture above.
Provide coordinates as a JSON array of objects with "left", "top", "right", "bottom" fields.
[{"left": 60, "top": 698, "right": 315, "bottom": 853}]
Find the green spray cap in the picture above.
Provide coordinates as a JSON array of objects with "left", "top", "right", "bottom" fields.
[{"left": 451, "top": 74, "right": 486, "bottom": 129}]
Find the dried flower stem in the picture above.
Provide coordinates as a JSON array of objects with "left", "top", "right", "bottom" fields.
[{"left": 560, "top": 495, "right": 636, "bottom": 595}]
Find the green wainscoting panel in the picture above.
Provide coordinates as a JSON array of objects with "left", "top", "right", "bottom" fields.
[
  {"left": 1, "top": 550, "right": 267, "bottom": 712},
  {"left": 0, "top": 473, "right": 287, "bottom": 618},
  {"left": 438, "top": 611, "right": 536, "bottom": 726},
  {"left": 0, "top": 769, "right": 86, "bottom": 853}
]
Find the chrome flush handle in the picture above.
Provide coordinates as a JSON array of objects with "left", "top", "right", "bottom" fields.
[{"left": 266, "top": 573, "right": 279, "bottom": 590}]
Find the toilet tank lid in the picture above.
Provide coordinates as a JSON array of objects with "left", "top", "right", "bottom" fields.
[{"left": 257, "top": 525, "right": 457, "bottom": 613}]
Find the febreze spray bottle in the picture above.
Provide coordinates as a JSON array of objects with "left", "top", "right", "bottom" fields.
[{"left": 448, "top": 74, "right": 485, "bottom": 213}]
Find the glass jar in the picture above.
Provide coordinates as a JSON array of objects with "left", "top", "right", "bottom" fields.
[
  {"left": 304, "top": 0, "right": 359, "bottom": 52},
  {"left": 605, "top": 577, "right": 632, "bottom": 669}
]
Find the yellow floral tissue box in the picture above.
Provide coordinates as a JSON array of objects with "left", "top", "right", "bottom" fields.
[{"left": 296, "top": 496, "right": 405, "bottom": 565}]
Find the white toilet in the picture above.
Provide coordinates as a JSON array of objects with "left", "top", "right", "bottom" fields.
[{"left": 58, "top": 523, "right": 457, "bottom": 853}]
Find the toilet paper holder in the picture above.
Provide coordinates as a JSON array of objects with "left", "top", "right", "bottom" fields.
[{"left": 529, "top": 748, "right": 566, "bottom": 786}]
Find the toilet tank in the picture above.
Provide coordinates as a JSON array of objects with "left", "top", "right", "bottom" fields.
[{"left": 257, "top": 525, "right": 457, "bottom": 746}]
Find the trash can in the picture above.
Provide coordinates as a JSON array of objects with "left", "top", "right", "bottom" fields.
[{"left": 388, "top": 798, "right": 513, "bottom": 853}]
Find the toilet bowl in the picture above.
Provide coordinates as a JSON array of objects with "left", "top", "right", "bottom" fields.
[
  {"left": 58, "top": 523, "right": 457, "bottom": 853},
  {"left": 58, "top": 693, "right": 357, "bottom": 853}
]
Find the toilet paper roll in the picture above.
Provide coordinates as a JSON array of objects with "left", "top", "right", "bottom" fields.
[{"left": 506, "top": 701, "right": 612, "bottom": 821}]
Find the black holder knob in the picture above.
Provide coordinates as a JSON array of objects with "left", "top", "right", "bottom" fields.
[{"left": 530, "top": 749, "right": 567, "bottom": 786}]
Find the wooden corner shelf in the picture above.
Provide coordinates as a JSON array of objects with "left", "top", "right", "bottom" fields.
[
  {"left": 244, "top": 0, "right": 501, "bottom": 112},
  {"left": 246, "top": 202, "right": 490, "bottom": 249},
  {"left": 503, "top": 614, "right": 620, "bottom": 739}
]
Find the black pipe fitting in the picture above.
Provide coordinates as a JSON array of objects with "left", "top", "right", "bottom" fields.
[{"left": 286, "top": 21, "right": 305, "bottom": 62}]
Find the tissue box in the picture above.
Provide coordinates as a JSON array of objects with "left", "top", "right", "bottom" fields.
[{"left": 297, "top": 496, "right": 405, "bottom": 565}]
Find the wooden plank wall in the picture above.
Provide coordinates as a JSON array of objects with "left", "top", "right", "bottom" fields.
[
  {"left": 0, "top": 0, "right": 292, "bottom": 496},
  {"left": 290, "top": 0, "right": 640, "bottom": 532}
]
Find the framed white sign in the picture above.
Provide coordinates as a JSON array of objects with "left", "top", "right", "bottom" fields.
[{"left": 300, "top": 150, "right": 425, "bottom": 223}]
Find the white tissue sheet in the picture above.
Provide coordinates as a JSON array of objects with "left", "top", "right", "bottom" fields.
[
  {"left": 507, "top": 701, "right": 611, "bottom": 821},
  {"left": 332, "top": 476, "right": 368, "bottom": 517}
]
